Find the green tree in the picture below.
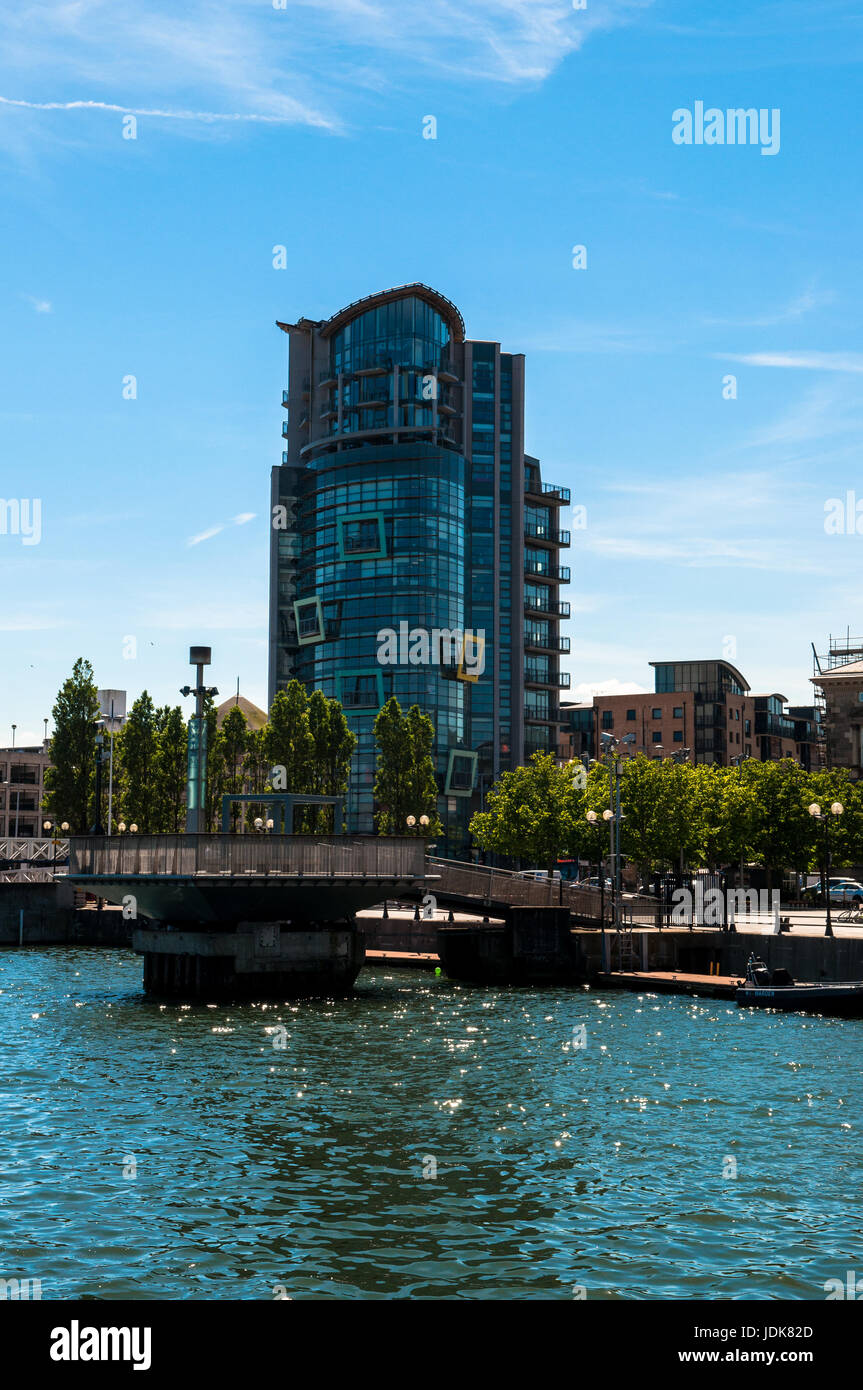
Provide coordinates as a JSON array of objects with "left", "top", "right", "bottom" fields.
[
  {"left": 373, "top": 697, "right": 440, "bottom": 835},
  {"left": 42, "top": 658, "right": 101, "bottom": 833},
  {"left": 264, "top": 682, "right": 315, "bottom": 795},
  {"left": 308, "top": 689, "right": 356, "bottom": 831},
  {"left": 806, "top": 767, "right": 863, "bottom": 892},
  {"left": 242, "top": 725, "right": 270, "bottom": 831},
  {"left": 154, "top": 705, "right": 188, "bottom": 833},
  {"left": 218, "top": 705, "right": 250, "bottom": 831},
  {"left": 691, "top": 763, "right": 757, "bottom": 878},
  {"left": 469, "top": 751, "right": 578, "bottom": 873},
  {"left": 746, "top": 759, "right": 814, "bottom": 887},
  {"left": 117, "top": 692, "right": 160, "bottom": 831},
  {"left": 202, "top": 694, "right": 225, "bottom": 832}
]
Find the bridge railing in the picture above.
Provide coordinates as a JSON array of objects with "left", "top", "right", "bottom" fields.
[
  {"left": 426, "top": 858, "right": 661, "bottom": 924},
  {"left": 68, "top": 835, "right": 427, "bottom": 880},
  {"left": 0, "top": 837, "right": 69, "bottom": 864}
]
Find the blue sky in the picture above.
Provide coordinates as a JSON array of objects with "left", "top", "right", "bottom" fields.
[{"left": 2, "top": 0, "right": 863, "bottom": 744}]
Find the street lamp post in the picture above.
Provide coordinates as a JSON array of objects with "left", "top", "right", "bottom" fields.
[
  {"left": 181, "top": 646, "right": 219, "bottom": 834},
  {"left": 599, "top": 733, "right": 625, "bottom": 935},
  {"left": 585, "top": 809, "right": 604, "bottom": 925},
  {"left": 808, "top": 801, "right": 843, "bottom": 938}
]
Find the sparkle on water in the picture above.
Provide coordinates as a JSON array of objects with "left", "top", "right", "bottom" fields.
[{"left": 1, "top": 947, "right": 861, "bottom": 1300}]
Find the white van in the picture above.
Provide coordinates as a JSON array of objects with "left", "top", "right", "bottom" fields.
[{"left": 517, "top": 869, "right": 562, "bottom": 882}]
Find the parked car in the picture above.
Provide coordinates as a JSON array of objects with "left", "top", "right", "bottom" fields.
[
  {"left": 575, "top": 876, "right": 613, "bottom": 890},
  {"left": 517, "top": 869, "right": 561, "bottom": 881},
  {"left": 803, "top": 877, "right": 863, "bottom": 905}
]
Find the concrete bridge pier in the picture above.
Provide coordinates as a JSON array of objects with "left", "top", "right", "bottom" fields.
[{"left": 134, "top": 919, "right": 364, "bottom": 999}]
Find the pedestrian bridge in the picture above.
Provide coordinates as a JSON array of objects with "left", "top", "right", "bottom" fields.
[{"left": 68, "top": 834, "right": 429, "bottom": 924}]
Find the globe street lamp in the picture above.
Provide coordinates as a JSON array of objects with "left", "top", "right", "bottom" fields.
[
  {"left": 808, "top": 800, "right": 843, "bottom": 938},
  {"left": 585, "top": 809, "right": 605, "bottom": 925}
]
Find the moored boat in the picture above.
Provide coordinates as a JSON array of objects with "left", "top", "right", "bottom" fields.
[{"left": 736, "top": 954, "right": 863, "bottom": 1017}]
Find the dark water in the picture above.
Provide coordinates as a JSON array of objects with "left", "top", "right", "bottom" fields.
[{"left": 1, "top": 947, "right": 861, "bottom": 1300}]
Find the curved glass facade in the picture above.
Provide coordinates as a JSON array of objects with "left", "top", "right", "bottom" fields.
[
  {"left": 314, "top": 296, "right": 458, "bottom": 446},
  {"left": 330, "top": 297, "right": 451, "bottom": 375},
  {"left": 290, "top": 442, "right": 468, "bottom": 833},
  {"left": 272, "top": 284, "right": 572, "bottom": 854}
]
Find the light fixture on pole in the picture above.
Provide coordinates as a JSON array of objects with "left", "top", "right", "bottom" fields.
[
  {"left": 89, "top": 720, "right": 106, "bottom": 835},
  {"left": 182, "top": 647, "right": 219, "bottom": 835},
  {"left": 808, "top": 800, "right": 843, "bottom": 937}
]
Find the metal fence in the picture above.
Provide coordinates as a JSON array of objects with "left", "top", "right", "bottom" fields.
[
  {"left": 0, "top": 838, "right": 69, "bottom": 864},
  {"left": 0, "top": 868, "right": 60, "bottom": 883},
  {"left": 426, "top": 858, "right": 661, "bottom": 922},
  {"left": 68, "top": 834, "right": 427, "bottom": 880}
]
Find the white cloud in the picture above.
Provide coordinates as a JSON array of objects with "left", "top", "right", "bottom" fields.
[
  {"left": 0, "top": 94, "right": 332, "bottom": 128},
  {"left": 0, "top": 0, "right": 651, "bottom": 149},
  {"left": 187, "top": 524, "right": 225, "bottom": 547},
  {"left": 22, "top": 293, "right": 52, "bottom": 313},
  {"left": 704, "top": 287, "right": 834, "bottom": 329},
  {"left": 232, "top": 512, "right": 255, "bottom": 526},
  {"left": 719, "top": 351, "right": 863, "bottom": 374}
]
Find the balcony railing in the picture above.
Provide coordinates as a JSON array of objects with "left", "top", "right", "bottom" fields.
[
  {"left": 525, "top": 633, "right": 570, "bottom": 653},
  {"left": 525, "top": 562, "right": 571, "bottom": 583},
  {"left": 524, "top": 599, "right": 570, "bottom": 619},
  {"left": 524, "top": 524, "right": 570, "bottom": 545},
  {"left": 353, "top": 355, "right": 393, "bottom": 375},
  {"left": 524, "top": 663, "right": 554, "bottom": 686},
  {"left": 524, "top": 705, "right": 561, "bottom": 724},
  {"left": 281, "top": 422, "right": 289, "bottom": 438},
  {"left": 543, "top": 483, "right": 570, "bottom": 502},
  {"left": 559, "top": 672, "right": 571, "bottom": 688}
]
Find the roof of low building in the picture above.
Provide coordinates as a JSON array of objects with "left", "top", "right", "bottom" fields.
[
  {"left": 215, "top": 695, "right": 268, "bottom": 731},
  {"left": 812, "top": 659, "right": 863, "bottom": 681}
]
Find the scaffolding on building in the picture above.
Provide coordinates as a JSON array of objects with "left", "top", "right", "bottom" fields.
[{"left": 811, "top": 631, "right": 863, "bottom": 769}]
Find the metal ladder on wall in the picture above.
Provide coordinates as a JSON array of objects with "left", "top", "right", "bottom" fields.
[{"left": 614, "top": 924, "right": 639, "bottom": 971}]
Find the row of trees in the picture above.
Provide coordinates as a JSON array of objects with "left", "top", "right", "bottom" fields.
[
  {"left": 469, "top": 752, "right": 863, "bottom": 883},
  {"left": 41, "top": 660, "right": 441, "bottom": 836},
  {"left": 47, "top": 659, "right": 858, "bottom": 879}
]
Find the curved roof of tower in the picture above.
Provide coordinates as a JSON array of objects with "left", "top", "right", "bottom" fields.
[
  {"left": 649, "top": 658, "right": 751, "bottom": 693},
  {"left": 319, "top": 283, "right": 466, "bottom": 343}
]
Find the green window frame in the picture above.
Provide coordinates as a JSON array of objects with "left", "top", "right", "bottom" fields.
[
  {"left": 293, "top": 596, "right": 325, "bottom": 646},
  {"left": 445, "top": 749, "right": 478, "bottom": 797},
  {"left": 336, "top": 511, "right": 387, "bottom": 560}
]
